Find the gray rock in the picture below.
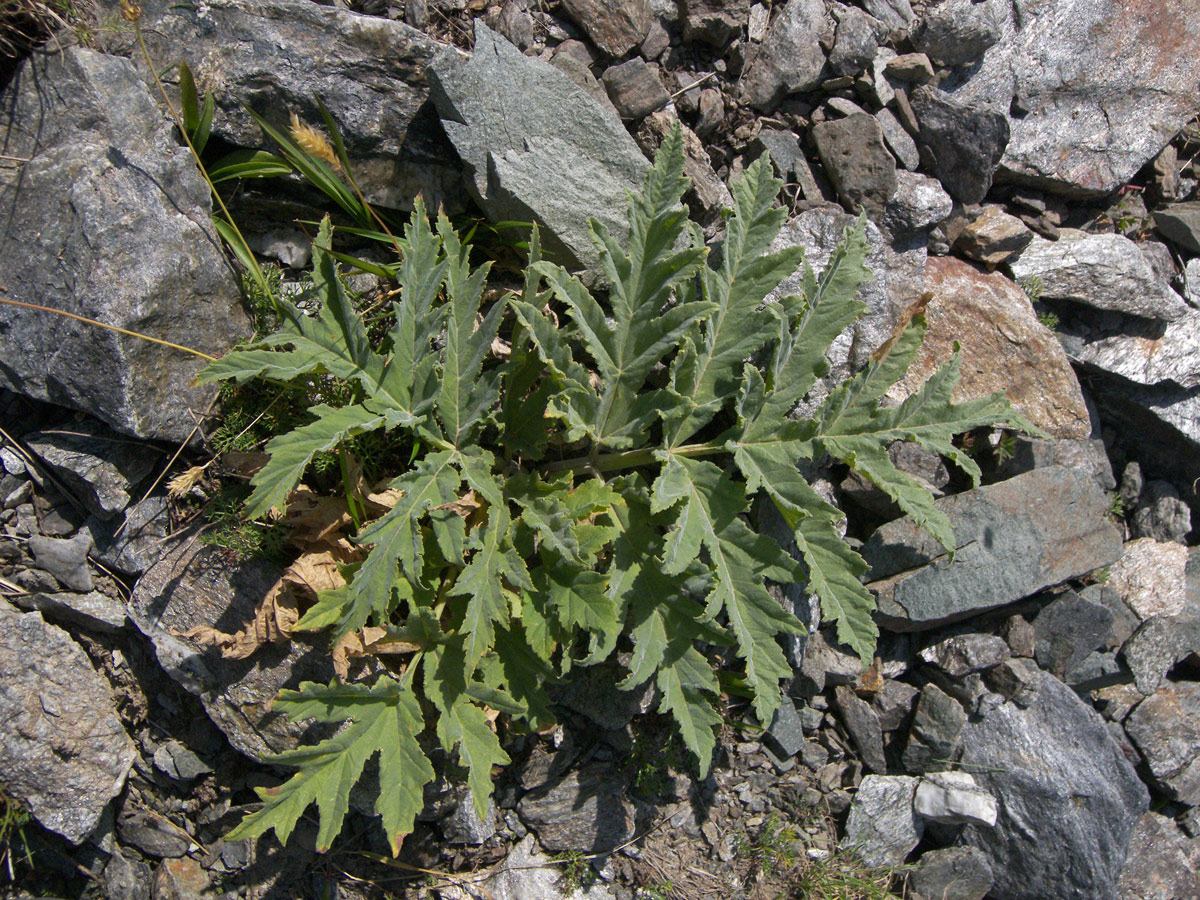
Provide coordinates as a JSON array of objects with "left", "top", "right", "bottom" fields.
[
  {"left": 752, "top": 128, "right": 806, "bottom": 183},
  {"left": 24, "top": 422, "right": 160, "bottom": 520},
  {"left": 549, "top": 659, "right": 657, "bottom": 731},
  {"left": 959, "top": 665, "right": 1149, "bottom": 900},
  {"left": 914, "top": 770, "right": 997, "bottom": 827},
  {"left": 871, "top": 678, "right": 919, "bottom": 732},
  {"left": 910, "top": 85, "right": 1009, "bottom": 204},
  {"left": 429, "top": 22, "right": 650, "bottom": 277},
  {"left": 863, "top": 467, "right": 1123, "bottom": 631},
  {"left": 954, "top": 205, "right": 1032, "bottom": 266},
  {"left": 1121, "top": 613, "right": 1200, "bottom": 697},
  {"left": 858, "top": 0, "right": 913, "bottom": 34},
  {"left": 0, "top": 600, "right": 135, "bottom": 843},
  {"left": 13, "top": 591, "right": 127, "bottom": 634},
  {"left": 1153, "top": 202, "right": 1200, "bottom": 255},
  {"left": 841, "top": 775, "right": 923, "bottom": 866},
  {"left": 942, "top": 0, "right": 1200, "bottom": 197},
  {"left": 1124, "top": 680, "right": 1200, "bottom": 806},
  {"left": 27, "top": 533, "right": 94, "bottom": 593},
  {"left": 601, "top": 58, "right": 670, "bottom": 120},
  {"left": 0, "top": 448, "right": 27, "bottom": 477},
  {"left": 517, "top": 765, "right": 644, "bottom": 853},
  {"left": 0, "top": 47, "right": 246, "bottom": 443},
  {"left": 866, "top": 47, "right": 898, "bottom": 107},
  {"left": 902, "top": 682, "right": 966, "bottom": 774},
  {"left": 764, "top": 696, "right": 807, "bottom": 758},
  {"left": 440, "top": 795, "right": 497, "bottom": 845},
  {"left": 827, "top": 5, "right": 878, "bottom": 77},
  {"left": 825, "top": 96, "right": 869, "bottom": 118},
  {"left": 84, "top": 495, "right": 172, "bottom": 577},
  {"left": 152, "top": 741, "right": 213, "bottom": 784},
  {"left": 1008, "top": 232, "right": 1191, "bottom": 322},
  {"left": 128, "top": 534, "right": 337, "bottom": 760},
  {"left": 812, "top": 114, "right": 897, "bottom": 215},
  {"left": 1130, "top": 482, "right": 1192, "bottom": 544},
  {"left": 798, "top": 629, "right": 866, "bottom": 693},
  {"left": 1033, "top": 590, "right": 1115, "bottom": 681},
  {"left": 834, "top": 686, "right": 887, "bottom": 773},
  {"left": 682, "top": 0, "right": 749, "bottom": 46},
  {"left": 98, "top": 0, "right": 460, "bottom": 211},
  {"left": 117, "top": 810, "right": 195, "bottom": 859},
  {"left": 559, "top": 0, "right": 650, "bottom": 54},
  {"left": 1116, "top": 812, "right": 1200, "bottom": 900},
  {"left": 875, "top": 107, "right": 920, "bottom": 171},
  {"left": 437, "top": 834, "right": 616, "bottom": 900},
  {"left": 908, "top": 846, "right": 993, "bottom": 900},
  {"left": 880, "top": 171, "right": 953, "bottom": 238},
  {"left": 1109, "top": 538, "right": 1188, "bottom": 621},
  {"left": 738, "top": 0, "right": 829, "bottom": 111},
  {"left": 885, "top": 52, "right": 935, "bottom": 84},
  {"left": 919, "top": 634, "right": 1010, "bottom": 677},
  {"left": 911, "top": 0, "right": 1000, "bottom": 66},
  {"left": 993, "top": 438, "right": 1116, "bottom": 492},
  {"left": 103, "top": 852, "right": 152, "bottom": 900}
]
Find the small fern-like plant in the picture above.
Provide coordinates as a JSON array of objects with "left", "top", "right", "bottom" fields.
[{"left": 199, "top": 126, "right": 1028, "bottom": 853}]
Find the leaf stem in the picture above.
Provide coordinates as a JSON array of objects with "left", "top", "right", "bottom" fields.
[{"left": 542, "top": 440, "right": 726, "bottom": 475}]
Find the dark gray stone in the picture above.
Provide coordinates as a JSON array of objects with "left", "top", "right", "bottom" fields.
[
  {"left": 752, "top": 128, "right": 806, "bottom": 183},
  {"left": 880, "top": 171, "right": 954, "bottom": 239},
  {"left": 908, "top": 846, "right": 992, "bottom": 900},
  {"left": 560, "top": 0, "right": 650, "bottom": 55},
  {"left": 682, "top": 0, "right": 749, "bottom": 46},
  {"left": 737, "top": 0, "right": 829, "bottom": 111},
  {"left": 117, "top": 811, "right": 194, "bottom": 859},
  {"left": 102, "top": 852, "right": 152, "bottom": 900},
  {"left": 811, "top": 114, "right": 897, "bottom": 214},
  {"left": 1153, "top": 202, "right": 1200, "bottom": 255},
  {"left": 85, "top": 495, "right": 172, "bottom": 577},
  {"left": 1130, "top": 482, "right": 1192, "bottom": 544},
  {"left": 827, "top": 5, "right": 878, "bottom": 77},
  {"left": 858, "top": 0, "right": 913, "bottom": 34},
  {"left": 429, "top": 22, "right": 650, "bottom": 278},
  {"left": 1123, "top": 680, "right": 1200, "bottom": 806},
  {"left": 994, "top": 438, "right": 1116, "bottom": 492},
  {"left": 0, "top": 47, "right": 246, "bottom": 443},
  {"left": 919, "top": 634, "right": 1010, "bottom": 677},
  {"left": 1034, "top": 591, "right": 1114, "bottom": 681},
  {"left": 0, "top": 600, "right": 135, "bottom": 843},
  {"left": 958, "top": 666, "right": 1149, "bottom": 900},
  {"left": 1122, "top": 614, "right": 1200, "bottom": 697},
  {"left": 876, "top": 108, "right": 920, "bottom": 170},
  {"left": 871, "top": 678, "right": 919, "bottom": 732},
  {"left": 864, "top": 467, "right": 1123, "bottom": 632},
  {"left": 25, "top": 422, "right": 160, "bottom": 520},
  {"left": 834, "top": 686, "right": 887, "bottom": 774},
  {"left": 517, "top": 765, "right": 645, "bottom": 854},
  {"left": 1116, "top": 812, "right": 1200, "bottom": 900},
  {"left": 128, "top": 534, "right": 337, "bottom": 760},
  {"left": 14, "top": 591, "right": 127, "bottom": 634},
  {"left": 911, "top": 85, "right": 1009, "bottom": 204},
  {"left": 602, "top": 58, "right": 670, "bottom": 120},
  {"left": 942, "top": 0, "right": 1200, "bottom": 197},
  {"left": 911, "top": 0, "right": 999, "bottom": 67},
  {"left": 841, "top": 775, "right": 922, "bottom": 866},
  {"left": 97, "top": 0, "right": 460, "bottom": 212},
  {"left": 764, "top": 696, "right": 807, "bottom": 758},
  {"left": 902, "top": 682, "right": 966, "bottom": 774},
  {"left": 27, "top": 533, "right": 94, "bottom": 593},
  {"left": 152, "top": 741, "right": 213, "bottom": 784},
  {"left": 549, "top": 659, "right": 657, "bottom": 731}
]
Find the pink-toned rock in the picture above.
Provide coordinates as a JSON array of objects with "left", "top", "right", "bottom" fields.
[
  {"left": 1109, "top": 538, "right": 1188, "bottom": 620},
  {"left": 886, "top": 256, "right": 1091, "bottom": 439}
]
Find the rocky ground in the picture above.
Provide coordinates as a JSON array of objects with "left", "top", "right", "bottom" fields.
[{"left": 2, "top": 0, "right": 1200, "bottom": 898}]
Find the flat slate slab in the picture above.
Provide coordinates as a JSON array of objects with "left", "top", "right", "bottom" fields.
[{"left": 863, "top": 466, "right": 1122, "bottom": 631}]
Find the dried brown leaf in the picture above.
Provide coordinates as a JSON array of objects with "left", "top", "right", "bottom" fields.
[
  {"left": 434, "top": 490, "right": 480, "bottom": 519},
  {"left": 177, "top": 582, "right": 299, "bottom": 660}
]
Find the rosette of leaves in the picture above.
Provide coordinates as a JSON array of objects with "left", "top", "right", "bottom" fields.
[{"left": 199, "top": 126, "right": 1029, "bottom": 854}]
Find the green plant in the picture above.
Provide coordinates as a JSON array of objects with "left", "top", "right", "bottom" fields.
[
  {"left": 792, "top": 850, "right": 904, "bottom": 900},
  {"left": 993, "top": 431, "right": 1018, "bottom": 465},
  {"left": 734, "top": 813, "right": 800, "bottom": 878},
  {"left": 1020, "top": 275, "right": 1043, "bottom": 305},
  {"left": 1106, "top": 491, "right": 1125, "bottom": 521},
  {"left": 199, "top": 128, "right": 1029, "bottom": 854},
  {"left": 1037, "top": 310, "right": 1059, "bottom": 332},
  {"left": 554, "top": 851, "right": 598, "bottom": 893},
  {"left": 0, "top": 789, "right": 32, "bottom": 881}
]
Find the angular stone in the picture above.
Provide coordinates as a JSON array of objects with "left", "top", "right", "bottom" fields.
[
  {"left": 1061, "top": 310, "right": 1200, "bottom": 391},
  {"left": 429, "top": 23, "right": 650, "bottom": 278},
  {"left": 0, "top": 47, "right": 246, "bottom": 443},
  {"left": 0, "top": 600, "right": 135, "bottom": 843},
  {"left": 85, "top": 495, "right": 172, "bottom": 577},
  {"left": 811, "top": 113, "right": 897, "bottom": 214},
  {"left": 1008, "top": 232, "right": 1191, "bottom": 321},
  {"left": 150, "top": 857, "right": 211, "bottom": 899},
  {"left": 902, "top": 682, "right": 966, "bottom": 774},
  {"left": 560, "top": 0, "right": 650, "bottom": 55},
  {"left": 841, "top": 775, "right": 923, "bottom": 866},
  {"left": 14, "top": 591, "right": 127, "bottom": 634},
  {"left": 911, "top": 85, "right": 1009, "bottom": 204},
  {"left": 880, "top": 171, "right": 953, "bottom": 239},
  {"left": 1116, "top": 812, "right": 1200, "bottom": 900},
  {"left": 827, "top": 5, "right": 878, "bottom": 77},
  {"left": 955, "top": 206, "right": 1033, "bottom": 266},
  {"left": 682, "top": 0, "right": 749, "bottom": 46},
  {"left": 871, "top": 678, "right": 919, "bottom": 732},
  {"left": 920, "top": 634, "right": 1010, "bottom": 678},
  {"left": 1123, "top": 681, "right": 1200, "bottom": 806},
  {"left": 1121, "top": 613, "right": 1200, "bottom": 697},
  {"left": 887, "top": 257, "right": 1091, "bottom": 439},
  {"left": 601, "top": 57, "right": 669, "bottom": 120},
  {"left": 738, "top": 0, "right": 829, "bottom": 111},
  {"left": 764, "top": 696, "right": 807, "bottom": 759},
  {"left": 118, "top": 810, "right": 195, "bottom": 859},
  {"left": 959, "top": 666, "right": 1149, "bottom": 900},
  {"left": 914, "top": 771, "right": 997, "bottom": 827},
  {"left": 437, "top": 834, "right": 616, "bottom": 900},
  {"left": 128, "top": 536, "right": 337, "bottom": 760},
  {"left": 876, "top": 107, "right": 919, "bottom": 171},
  {"left": 752, "top": 128, "right": 806, "bottom": 183},
  {"left": 517, "top": 765, "right": 644, "bottom": 853},
  {"left": 27, "top": 533, "right": 94, "bottom": 593},
  {"left": 908, "top": 846, "right": 992, "bottom": 900},
  {"left": 911, "top": 0, "right": 999, "bottom": 66},
  {"left": 25, "top": 422, "right": 160, "bottom": 520},
  {"left": 864, "top": 467, "right": 1123, "bottom": 632},
  {"left": 1153, "top": 202, "right": 1200, "bottom": 255},
  {"left": 1109, "top": 538, "right": 1188, "bottom": 621},
  {"left": 858, "top": 0, "right": 913, "bottom": 34},
  {"left": 152, "top": 741, "right": 213, "bottom": 785},
  {"left": 834, "top": 685, "right": 887, "bottom": 774},
  {"left": 102, "top": 852, "right": 152, "bottom": 900},
  {"left": 1130, "top": 482, "right": 1192, "bottom": 544},
  {"left": 1034, "top": 590, "right": 1115, "bottom": 681},
  {"left": 885, "top": 52, "right": 935, "bottom": 84},
  {"left": 942, "top": 0, "right": 1200, "bottom": 197},
  {"left": 994, "top": 437, "right": 1116, "bottom": 494}
]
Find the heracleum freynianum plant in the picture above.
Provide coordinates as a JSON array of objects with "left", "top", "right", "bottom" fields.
[{"left": 199, "top": 126, "right": 1029, "bottom": 853}]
